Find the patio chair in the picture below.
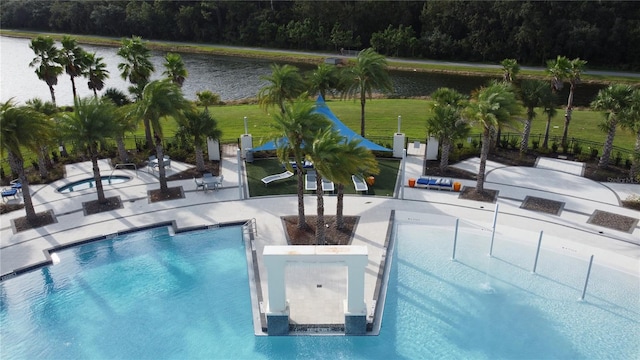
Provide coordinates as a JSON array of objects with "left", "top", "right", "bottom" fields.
[
  {"left": 194, "top": 177, "right": 206, "bottom": 192},
  {"left": 305, "top": 170, "right": 317, "bottom": 191},
  {"left": 2, "top": 188, "right": 18, "bottom": 202},
  {"left": 321, "top": 178, "right": 334, "bottom": 193}
]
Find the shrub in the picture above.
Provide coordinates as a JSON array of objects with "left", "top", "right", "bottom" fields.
[
  {"left": 551, "top": 142, "right": 559, "bottom": 153},
  {"left": 532, "top": 140, "right": 539, "bottom": 150},
  {"left": 590, "top": 148, "right": 598, "bottom": 159},
  {"left": 500, "top": 137, "right": 509, "bottom": 149},
  {"left": 625, "top": 159, "right": 632, "bottom": 169},
  {"left": 614, "top": 152, "right": 622, "bottom": 166},
  {"left": 31, "top": 160, "right": 39, "bottom": 171},
  {"left": 509, "top": 137, "right": 518, "bottom": 149},
  {"left": 572, "top": 142, "right": 582, "bottom": 155},
  {"left": 471, "top": 139, "right": 479, "bottom": 149},
  {"left": 457, "top": 143, "right": 464, "bottom": 150}
]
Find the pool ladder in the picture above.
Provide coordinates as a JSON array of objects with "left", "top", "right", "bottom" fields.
[{"left": 243, "top": 218, "right": 258, "bottom": 241}]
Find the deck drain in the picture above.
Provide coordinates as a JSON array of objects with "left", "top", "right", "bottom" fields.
[{"left": 316, "top": 284, "right": 322, "bottom": 288}]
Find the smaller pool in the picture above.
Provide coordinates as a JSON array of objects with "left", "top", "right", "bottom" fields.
[{"left": 58, "top": 175, "right": 131, "bottom": 193}]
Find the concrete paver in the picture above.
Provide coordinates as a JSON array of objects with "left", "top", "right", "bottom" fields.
[{"left": 1, "top": 148, "right": 638, "bottom": 335}]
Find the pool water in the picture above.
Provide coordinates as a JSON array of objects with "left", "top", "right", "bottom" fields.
[
  {"left": 1, "top": 225, "right": 638, "bottom": 359},
  {"left": 57, "top": 175, "right": 131, "bottom": 193}
]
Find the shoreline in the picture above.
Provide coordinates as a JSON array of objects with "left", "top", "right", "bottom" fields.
[{"left": 3, "top": 29, "right": 638, "bottom": 84}]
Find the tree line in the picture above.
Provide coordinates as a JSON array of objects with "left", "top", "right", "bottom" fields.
[{"left": 2, "top": 0, "right": 639, "bottom": 71}]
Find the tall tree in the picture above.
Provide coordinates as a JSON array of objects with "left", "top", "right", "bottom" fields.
[
  {"left": 163, "top": 52, "right": 188, "bottom": 87},
  {"left": 500, "top": 58, "right": 520, "bottom": 83},
  {"left": 540, "top": 87, "right": 558, "bottom": 149},
  {"left": 341, "top": 48, "right": 393, "bottom": 137},
  {"left": 517, "top": 79, "right": 548, "bottom": 153},
  {"left": 258, "top": 64, "right": 307, "bottom": 114},
  {"left": 546, "top": 56, "right": 587, "bottom": 148},
  {"left": 85, "top": 52, "right": 110, "bottom": 98},
  {"left": 333, "top": 138, "right": 379, "bottom": 230},
  {"left": 58, "top": 97, "right": 119, "bottom": 204},
  {"left": 621, "top": 89, "right": 640, "bottom": 180},
  {"left": 196, "top": 90, "right": 220, "bottom": 113},
  {"left": 58, "top": 35, "right": 88, "bottom": 100},
  {"left": 463, "top": 82, "right": 520, "bottom": 193},
  {"left": 271, "top": 96, "right": 330, "bottom": 229},
  {"left": 133, "top": 80, "right": 190, "bottom": 192},
  {"left": 178, "top": 109, "right": 223, "bottom": 172},
  {"left": 426, "top": 88, "right": 470, "bottom": 171},
  {"left": 29, "top": 36, "right": 63, "bottom": 107},
  {"left": 591, "top": 84, "right": 634, "bottom": 169},
  {"left": 1, "top": 100, "right": 53, "bottom": 225},
  {"left": 307, "top": 63, "right": 340, "bottom": 100},
  {"left": 117, "top": 36, "right": 155, "bottom": 147},
  {"left": 25, "top": 98, "right": 58, "bottom": 179}
]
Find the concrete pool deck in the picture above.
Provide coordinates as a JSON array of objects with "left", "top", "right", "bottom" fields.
[{"left": 1, "top": 149, "right": 638, "bottom": 334}]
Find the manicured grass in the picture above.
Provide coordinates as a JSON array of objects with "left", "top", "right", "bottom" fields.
[{"left": 246, "top": 158, "right": 400, "bottom": 198}]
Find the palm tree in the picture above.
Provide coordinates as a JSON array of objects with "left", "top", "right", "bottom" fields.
[
  {"left": 271, "top": 96, "right": 331, "bottom": 229},
  {"left": 86, "top": 52, "right": 110, "bottom": 98},
  {"left": 102, "top": 88, "right": 131, "bottom": 107},
  {"left": 25, "top": 98, "right": 58, "bottom": 179},
  {"left": 591, "top": 85, "right": 634, "bottom": 168},
  {"left": 306, "top": 128, "right": 344, "bottom": 245},
  {"left": 333, "top": 138, "right": 379, "bottom": 230},
  {"left": 1, "top": 100, "right": 53, "bottom": 225},
  {"left": 540, "top": 89, "right": 558, "bottom": 149},
  {"left": 163, "top": 52, "right": 188, "bottom": 87},
  {"left": 463, "top": 82, "right": 520, "bottom": 193},
  {"left": 258, "top": 64, "right": 307, "bottom": 114},
  {"left": 426, "top": 88, "right": 469, "bottom": 171},
  {"left": 518, "top": 79, "right": 548, "bottom": 153},
  {"left": 621, "top": 88, "right": 640, "bottom": 179},
  {"left": 196, "top": 90, "right": 220, "bottom": 113},
  {"left": 341, "top": 48, "right": 393, "bottom": 137},
  {"left": 134, "top": 80, "right": 190, "bottom": 192},
  {"left": 546, "top": 56, "right": 587, "bottom": 148},
  {"left": 500, "top": 58, "right": 520, "bottom": 83},
  {"left": 111, "top": 102, "right": 138, "bottom": 163},
  {"left": 58, "top": 36, "right": 88, "bottom": 100},
  {"left": 58, "top": 97, "right": 119, "bottom": 204},
  {"left": 29, "top": 36, "right": 63, "bottom": 107},
  {"left": 118, "top": 36, "right": 155, "bottom": 147},
  {"left": 179, "top": 109, "right": 223, "bottom": 172},
  {"left": 307, "top": 63, "right": 340, "bottom": 100}
]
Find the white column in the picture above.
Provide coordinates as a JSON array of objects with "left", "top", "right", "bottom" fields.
[
  {"left": 393, "top": 133, "right": 405, "bottom": 158},
  {"left": 264, "top": 256, "right": 287, "bottom": 313},
  {"left": 346, "top": 255, "right": 367, "bottom": 315}
]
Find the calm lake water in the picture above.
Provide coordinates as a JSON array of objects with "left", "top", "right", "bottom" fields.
[{"left": 1, "top": 35, "right": 603, "bottom": 107}]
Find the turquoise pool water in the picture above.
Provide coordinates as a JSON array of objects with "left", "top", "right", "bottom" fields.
[
  {"left": 57, "top": 175, "right": 131, "bottom": 193},
  {"left": 1, "top": 224, "right": 638, "bottom": 359}
]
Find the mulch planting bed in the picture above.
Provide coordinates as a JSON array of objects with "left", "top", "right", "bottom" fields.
[
  {"left": 283, "top": 215, "right": 358, "bottom": 246},
  {"left": 13, "top": 210, "right": 57, "bottom": 233},
  {"left": 458, "top": 187, "right": 499, "bottom": 203},
  {"left": 148, "top": 186, "right": 184, "bottom": 203},
  {"left": 521, "top": 196, "right": 565, "bottom": 215},
  {"left": 587, "top": 210, "right": 638, "bottom": 233},
  {"left": 83, "top": 196, "right": 123, "bottom": 215}
]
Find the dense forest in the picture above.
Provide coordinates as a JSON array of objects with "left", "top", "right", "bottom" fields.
[{"left": 2, "top": 1, "right": 640, "bottom": 71}]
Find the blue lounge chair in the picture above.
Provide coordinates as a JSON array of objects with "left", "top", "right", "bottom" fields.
[{"left": 2, "top": 188, "right": 18, "bottom": 201}]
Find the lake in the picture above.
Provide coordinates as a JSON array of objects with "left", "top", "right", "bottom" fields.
[{"left": 1, "top": 35, "right": 604, "bottom": 107}]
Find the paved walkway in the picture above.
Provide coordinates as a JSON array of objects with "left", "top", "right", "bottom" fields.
[{"left": 1, "top": 148, "right": 638, "bottom": 334}]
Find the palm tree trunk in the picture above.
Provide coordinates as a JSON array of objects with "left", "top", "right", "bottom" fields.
[
  {"left": 116, "top": 136, "right": 128, "bottom": 163},
  {"left": 520, "top": 117, "right": 533, "bottom": 153},
  {"left": 156, "top": 137, "right": 168, "bottom": 192},
  {"left": 315, "top": 174, "right": 325, "bottom": 245},
  {"left": 91, "top": 145, "right": 107, "bottom": 204},
  {"left": 542, "top": 116, "right": 552, "bottom": 148},
  {"left": 630, "top": 128, "right": 640, "bottom": 180},
  {"left": 8, "top": 152, "right": 37, "bottom": 223},
  {"left": 195, "top": 145, "right": 205, "bottom": 172},
  {"left": 144, "top": 118, "right": 153, "bottom": 149},
  {"left": 70, "top": 75, "right": 77, "bottom": 99},
  {"left": 598, "top": 119, "right": 618, "bottom": 168},
  {"left": 561, "top": 85, "right": 575, "bottom": 147},
  {"left": 38, "top": 147, "right": 49, "bottom": 179},
  {"left": 440, "top": 138, "right": 451, "bottom": 171},
  {"left": 296, "top": 167, "right": 306, "bottom": 229},
  {"left": 360, "top": 95, "right": 366, "bottom": 137},
  {"left": 336, "top": 183, "right": 345, "bottom": 230},
  {"left": 476, "top": 129, "right": 491, "bottom": 193},
  {"left": 48, "top": 85, "right": 57, "bottom": 107}
]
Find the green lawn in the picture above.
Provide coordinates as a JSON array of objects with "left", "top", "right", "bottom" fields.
[{"left": 246, "top": 158, "right": 400, "bottom": 197}]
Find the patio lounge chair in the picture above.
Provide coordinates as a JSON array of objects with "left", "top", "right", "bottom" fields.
[
  {"left": 352, "top": 175, "right": 368, "bottom": 193},
  {"left": 2, "top": 188, "right": 18, "bottom": 201},
  {"left": 10, "top": 179, "right": 21, "bottom": 193},
  {"left": 416, "top": 177, "right": 453, "bottom": 191},
  {"left": 321, "top": 178, "right": 334, "bottom": 193},
  {"left": 261, "top": 170, "right": 294, "bottom": 186},
  {"left": 305, "top": 170, "right": 317, "bottom": 191}
]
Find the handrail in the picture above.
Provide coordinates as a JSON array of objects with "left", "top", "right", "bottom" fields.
[{"left": 243, "top": 218, "right": 258, "bottom": 241}]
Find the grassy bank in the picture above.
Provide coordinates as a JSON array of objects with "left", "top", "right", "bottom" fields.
[{"left": 3, "top": 29, "right": 639, "bottom": 84}]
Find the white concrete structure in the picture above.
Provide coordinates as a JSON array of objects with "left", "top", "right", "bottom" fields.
[
  {"left": 393, "top": 133, "right": 405, "bottom": 158},
  {"left": 263, "top": 245, "right": 368, "bottom": 335},
  {"left": 207, "top": 138, "right": 220, "bottom": 161},
  {"left": 240, "top": 134, "right": 253, "bottom": 159},
  {"left": 426, "top": 136, "right": 439, "bottom": 160}
]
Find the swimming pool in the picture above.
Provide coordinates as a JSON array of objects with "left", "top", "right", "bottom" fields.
[
  {"left": 1, "top": 224, "right": 637, "bottom": 359},
  {"left": 57, "top": 175, "right": 131, "bottom": 193}
]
